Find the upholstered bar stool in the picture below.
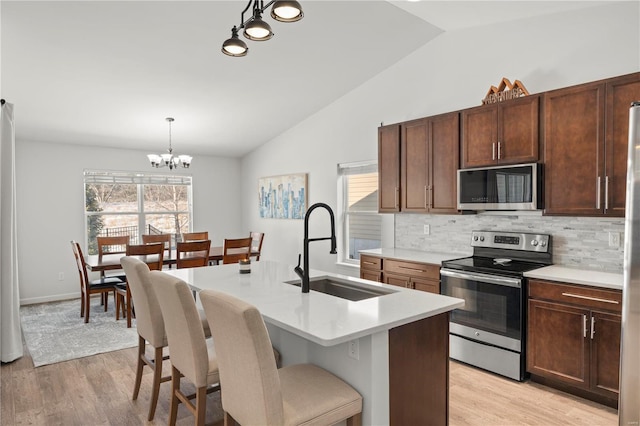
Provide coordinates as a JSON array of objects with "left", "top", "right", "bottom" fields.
[
  {"left": 199, "top": 289, "right": 363, "bottom": 426},
  {"left": 120, "top": 257, "right": 211, "bottom": 421}
]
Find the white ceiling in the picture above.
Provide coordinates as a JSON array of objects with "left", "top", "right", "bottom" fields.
[{"left": 1, "top": 1, "right": 609, "bottom": 157}]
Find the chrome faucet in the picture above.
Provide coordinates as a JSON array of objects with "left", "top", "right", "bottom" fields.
[{"left": 294, "top": 202, "right": 337, "bottom": 293}]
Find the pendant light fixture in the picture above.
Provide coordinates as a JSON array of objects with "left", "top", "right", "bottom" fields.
[
  {"left": 147, "top": 118, "right": 192, "bottom": 170},
  {"left": 222, "top": 0, "right": 303, "bottom": 57}
]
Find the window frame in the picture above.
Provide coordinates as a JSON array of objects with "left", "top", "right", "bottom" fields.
[
  {"left": 83, "top": 170, "right": 193, "bottom": 254},
  {"left": 337, "top": 161, "right": 381, "bottom": 266}
]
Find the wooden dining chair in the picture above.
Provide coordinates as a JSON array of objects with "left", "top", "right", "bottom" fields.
[
  {"left": 150, "top": 271, "right": 220, "bottom": 426},
  {"left": 120, "top": 257, "right": 212, "bottom": 421},
  {"left": 199, "top": 290, "right": 363, "bottom": 426},
  {"left": 181, "top": 231, "right": 208, "bottom": 242},
  {"left": 222, "top": 237, "right": 252, "bottom": 265},
  {"left": 116, "top": 243, "right": 164, "bottom": 327},
  {"left": 249, "top": 232, "right": 265, "bottom": 261},
  {"left": 176, "top": 240, "right": 211, "bottom": 269},
  {"left": 142, "top": 233, "right": 172, "bottom": 250},
  {"left": 96, "top": 235, "right": 130, "bottom": 280},
  {"left": 70, "top": 240, "right": 124, "bottom": 323}
]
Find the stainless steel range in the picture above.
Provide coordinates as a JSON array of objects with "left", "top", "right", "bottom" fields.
[{"left": 440, "top": 230, "right": 552, "bottom": 381}]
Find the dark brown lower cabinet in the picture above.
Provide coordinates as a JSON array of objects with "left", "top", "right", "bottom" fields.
[{"left": 527, "top": 279, "right": 621, "bottom": 407}]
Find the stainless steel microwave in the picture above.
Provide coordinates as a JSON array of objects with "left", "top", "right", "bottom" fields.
[{"left": 457, "top": 163, "right": 542, "bottom": 211}]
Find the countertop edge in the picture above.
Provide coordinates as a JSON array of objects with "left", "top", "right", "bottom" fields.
[{"left": 523, "top": 265, "right": 623, "bottom": 291}]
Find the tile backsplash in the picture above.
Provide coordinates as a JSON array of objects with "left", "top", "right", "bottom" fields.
[{"left": 395, "top": 213, "right": 625, "bottom": 273}]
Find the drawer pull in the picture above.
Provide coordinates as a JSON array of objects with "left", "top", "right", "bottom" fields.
[
  {"left": 398, "top": 266, "right": 426, "bottom": 273},
  {"left": 363, "top": 261, "right": 377, "bottom": 265},
  {"left": 561, "top": 292, "right": 619, "bottom": 305}
]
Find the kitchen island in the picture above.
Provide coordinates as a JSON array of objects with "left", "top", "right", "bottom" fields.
[{"left": 164, "top": 260, "right": 464, "bottom": 425}]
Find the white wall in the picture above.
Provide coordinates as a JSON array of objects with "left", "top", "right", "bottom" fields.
[
  {"left": 16, "top": 140, "right": 242, "bottom": 304},
  {"left": 240, "top": 2, "right": 640, "bottom": 275}
]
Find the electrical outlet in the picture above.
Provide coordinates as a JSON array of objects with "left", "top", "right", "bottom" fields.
[
  {"left": 423, "top": 224, "right": 430, "bottom": 235},
  {"left": 609, "top": 232, "right": 621, "bottom": 248},
  {"left": 58, "top": 272, "right": 64, "bottom": 281},
  {"left": 348, "top": 340, "right": 359, "bottom": 360}
]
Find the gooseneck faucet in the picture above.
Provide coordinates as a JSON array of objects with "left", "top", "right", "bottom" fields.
[{"left": 294, "top": 202, "right": 337, "bottom": 293}]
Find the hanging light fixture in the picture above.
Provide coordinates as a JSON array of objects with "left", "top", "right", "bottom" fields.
[
  {"left": 221, "top": 0, "right": 303, "bottom": 57},
  {"left": 147, "top": 117, "right": 192, "bottom": 170}
]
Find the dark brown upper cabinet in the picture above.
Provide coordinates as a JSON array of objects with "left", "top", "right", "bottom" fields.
[{"left": 461, "top": 95, "right": 540, "bottom": 168}]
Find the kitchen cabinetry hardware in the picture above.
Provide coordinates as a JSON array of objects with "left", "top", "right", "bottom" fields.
[
  {"left": 398, "top": 266, "right": 426, "bottom": 273},
  {"left": 561, "top": 292, "right": 619, "bottom": 304},
  {"left": 498, "top": 141, "right": 502, "bottom": 159},
  {"left": 362, "top": 261, "right": 376, "bottom": 265},
  {"left": 492, "top": 142, "right": 496, "bottom": 160},
  {"left": 591, "top": 316, "right": 596, "bottom": 339},
  {"left": 395, "top": 187, "right": 399, "bottom": 209},
  {"left": 424, "top": 186, "right": 428, "bottom": 209},
  {"left": 583, "top": 314, "right": 588, "bottom": 338},
  {"left": 605, "top": 176, "right": 609, "bottom": 210},
  {"left": 596, "top": 176, "right": 601, "bottom": 209}
]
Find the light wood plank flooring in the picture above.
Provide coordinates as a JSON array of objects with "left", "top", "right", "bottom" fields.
[{"left": 2, "top": 344, "right": 617, "bottom": 425}]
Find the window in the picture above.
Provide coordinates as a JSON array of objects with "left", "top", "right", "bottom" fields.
[
  {"left": 338, "top": 162, "right": 382, "bottom": 264},
  {"left": 84, "top": 170, "right": 192, "bottom": 255}
]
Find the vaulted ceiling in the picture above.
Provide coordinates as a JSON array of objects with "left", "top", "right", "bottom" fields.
[{"left": 1, "top": 1, "right": 607, "bottom": 157}]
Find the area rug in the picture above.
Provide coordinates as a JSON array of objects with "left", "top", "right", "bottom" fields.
[{"left": 20, "top": 297, "right": 138, "bottom": 367}]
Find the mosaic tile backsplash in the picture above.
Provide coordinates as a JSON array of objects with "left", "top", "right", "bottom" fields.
[{"left": 394, "top": 213, "right": 625, "bottom": 273}]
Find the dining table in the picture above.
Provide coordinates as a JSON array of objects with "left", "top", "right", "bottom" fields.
[{"left": 85, "top": 246, "right": 259, "bottom": 273}]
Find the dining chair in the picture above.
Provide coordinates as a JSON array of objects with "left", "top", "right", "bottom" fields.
[
  {"left": 181, "top": 231, "right": 208, "bottom": 242},
  {"left": 70, "top": 240, "right": 124, "bottom": 323},
  {"left": 176, "top": 240, "right": 211, "bottom": 269},
  {"left": 120, "top": 257, "right": 212, "bottom": 421},
  {"left": 249, "top": 231, "right": 265, "bottom": 261},
  {"left": 222, "top": 237, "right": 252, "bottom": 265},
  {"left": 199, "top": 290, "right": 363, "bottom": 426},
  {"left": 149, "top": 271, "right": 220, "bottom": 426},
  {"left": 141, "top": 233, "right": 172, "bottom": 250},
  {"left": 96, "top": 235, "right": 130, "bottom": 280},
  {"left": 115, "top": 242, "right": 164, "bottom": 328}
]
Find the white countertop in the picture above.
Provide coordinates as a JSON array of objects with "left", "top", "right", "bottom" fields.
[
  {"left": 163, "top": 260, "right": 464, "bottom": 347},
  {"left": 523, "top": 265, "right": 623, "bottom": 291},
  {"left": 359, "top": 248, "right": 465, "bottom": 265}
]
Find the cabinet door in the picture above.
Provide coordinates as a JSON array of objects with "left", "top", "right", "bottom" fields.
[
  {"left": 461, "top": 105, "right": 498, "bottom": 168},
  {"left": 378, "top": 124, "right": 401, "bottom": 212},
  {"left": 498, "top": 95, "right": 539, "bottom": 164},
  {"left": 429, "top": 112, "right": 460, "bottom": 213},
  {"left": 590, "top": 310, "right": 621, "bottom": 399},
  {"left": 412, "top": 277, "right": 440, "bottom": 294},
  {"left": 527, "top": 299, "right": 590, "bottom": 388},
  {"left": 543, "top": 82, "right": 605, "bottom": 215},
  {"left": 605, "top": 73, "right": 640, "bottom": 216},
  {"left": 361, "top": 270, "right": 382, "bottom": 282},
  {"left": 401, "top": 118, "right": 429, "bottom": 212},
  {"left": 383, "top": 273, "right": 410, "bottom": 288}
]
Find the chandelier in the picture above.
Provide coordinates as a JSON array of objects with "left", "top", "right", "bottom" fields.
[
  {"left": 147, "top": 118, "right": 192, "bottom": 169},
  {"left": 222, "top": 0, "right": 304, "bottom": 57}
]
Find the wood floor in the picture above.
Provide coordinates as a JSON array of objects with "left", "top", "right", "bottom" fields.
[{"left": 2, "top": 344, "right": 618, "bottom": 425}]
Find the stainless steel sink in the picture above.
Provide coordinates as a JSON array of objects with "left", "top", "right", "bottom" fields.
[{"left": 284, "top": 276, "right": 396, "bottom": 301}]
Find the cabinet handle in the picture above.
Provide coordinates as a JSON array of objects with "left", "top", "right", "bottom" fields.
[
  {"left": 429, "top": 186, "right": 433, "bottom": 208},
  {"left": 596, "top": 176, "right": 601, "bottom": 209},
  {"left": 583, "top": 314, "right": 588, "bottom": 338},
  {"left": 363, "top": 261, "right": 376, "bottom": 265},
  {"left": 497, "top": 142, "right": 502, "bottom": 160},
  {"left": 492, "top": 143, "right": 496, "bottom": 161},
  {"left": 425, "top": 186, "right": 428, "bottom": 209},
  {"left": 605, "top": 176, "right": 609, "bottom": 211},
  {"left": 590, "top": 316, "right": 595, "bottom": 340},
  {"left": 561, "top": 292, "right": 620, "bottom": 304},
  {"left": 398, "top": 266, "right": 427, "bottom": 273},
  {"left": 395, "top": 187, "right": 399, "bottom": 209}
]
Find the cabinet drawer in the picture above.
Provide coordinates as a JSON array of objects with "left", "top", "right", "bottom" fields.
[
  {"left": 360, "top": 255, "right": 382, "bottom": 271},
  {"left": 384, "top": 259, "right": 439, "bottom": 280},
  {"left": 528, "top": 279, "right": 622, "bottom": 313}
]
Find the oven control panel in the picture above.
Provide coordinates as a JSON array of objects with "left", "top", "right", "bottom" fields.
[{"left": 471, "top": 231, "right": 550, "bottom": 253}]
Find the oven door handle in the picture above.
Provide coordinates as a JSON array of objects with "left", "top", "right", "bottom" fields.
[{"left": 440, "top": 269, "right": 522, "bottom": 288}]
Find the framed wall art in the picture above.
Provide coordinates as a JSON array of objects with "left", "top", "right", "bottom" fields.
[{"left": 258, "top": 173, "right": 307, "bottom": 219}]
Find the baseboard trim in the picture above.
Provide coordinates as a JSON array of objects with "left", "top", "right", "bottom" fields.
[{"left": 20, "top": 292, "right": 80, "bottom": 306}]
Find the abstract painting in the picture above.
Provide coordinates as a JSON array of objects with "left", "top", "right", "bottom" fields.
[{"left": 258, "top": 173, "right": 307, "bottom": 219}]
